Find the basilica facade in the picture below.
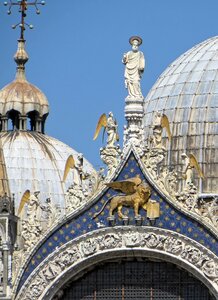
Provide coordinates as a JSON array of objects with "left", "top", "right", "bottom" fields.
[{"left": 0, "top": 4, "right": 217, "bottom": 300}]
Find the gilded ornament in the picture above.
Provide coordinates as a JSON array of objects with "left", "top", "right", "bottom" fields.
[{"left": 93, "top": 177, "right": 160, "bottom": 221}]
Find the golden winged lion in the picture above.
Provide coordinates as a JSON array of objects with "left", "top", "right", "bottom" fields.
[{"left": 93, "top": 177, "right": 151, "bottom": 219}]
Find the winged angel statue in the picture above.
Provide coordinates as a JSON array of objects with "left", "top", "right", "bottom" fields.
[
  {"left": 93, "top": 177, "right": 159, "bottom": 220},
  {"left": 93, "top": 112, "right": 119, "bottom": 147},
  {"left": 150, "top": 112, "right": 171, "bottom": 148},
  {"left": 181, "top": 153, "right": 204, "bottom": 189}
]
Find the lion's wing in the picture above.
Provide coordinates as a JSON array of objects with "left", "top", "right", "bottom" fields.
[{"left": 106, "top": 177, "right": 142, "bottom": 195}]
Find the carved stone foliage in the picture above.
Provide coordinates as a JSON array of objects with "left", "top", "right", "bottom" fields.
[
  {"left": 20, "top": 192, "right": 61, "bottom": 253},
  {"left": 65, "top": 184, "right": 86, "bottom": 214},
  {"left": 15, "top": 227, "right": 218, "bottom": 300},
  {"left": 12, "top": 192, "right": 62, "bottom": 284},
  {"left": 198, "top": 197, "right": 218, "bottom": 228},
  {"left": 142, "top": 147, "right": 166, "bottom": 180},
  {"left": 100, "top": 145, "right": 121, "bottom": 177},
  {"left": 137, "top": 112, "right": 217, "bottom": 233}
]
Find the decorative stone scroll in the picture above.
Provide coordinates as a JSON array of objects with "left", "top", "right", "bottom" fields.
[
  {"left": 15, "top": 227, "right": 218, "bottom": 300},
  {"left": 100, "top": 145, "right": 121, "bottom": 176}
]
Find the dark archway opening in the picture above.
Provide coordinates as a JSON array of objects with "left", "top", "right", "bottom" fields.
[
  {"left": 7, "top": 109, "right": 20, "bottom": 130},
  {"left": 59, "top": 259, "right": 215, "bottom": 300},
  {"left": 27, "top": 110, "right": 39, "bottom": 131}
]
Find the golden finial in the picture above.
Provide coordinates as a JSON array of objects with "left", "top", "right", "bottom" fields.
[{"left": 4, "top": 0, "right": 45, "bottom": 40}]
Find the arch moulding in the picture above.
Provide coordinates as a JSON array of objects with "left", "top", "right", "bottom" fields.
[{"left": 14, "top": 226, "right": 218, "bottom": 300}]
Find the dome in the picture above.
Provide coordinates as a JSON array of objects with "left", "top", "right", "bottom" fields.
[
  {"left": 0, "top": 39, "right": 49, "bottom": 133},
  {"left": 0, "top": 79, "right": 49, "bottom": 117},
  {"left": 0, "top": 131, "right": 96, "bottom": 212},
  {"left": 144, "top": 36, "right": 218, "bottom": 194}
]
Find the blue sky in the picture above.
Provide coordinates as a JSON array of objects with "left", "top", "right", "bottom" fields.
[{"left": 0, "top": 0, "right": 218, "bottom": 170}]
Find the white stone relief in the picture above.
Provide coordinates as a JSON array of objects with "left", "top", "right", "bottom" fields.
[
  {"left": 21, "top": 191, "right": 43, "bottom": 252},
  {"left": 124, "top": 232, "right": 141, "bottom": 247},
  {"left": 100, "top": 145, "right": 121, "bottom": 177},
  {"left": 65, "top": 184, "right": 85, "bottom": 213},
  {"left": 80, "top": 238, "right": 97, "bottom": 257},
  {"left": 15, "top": 227, "right": 218, "bottom": 300},
  {"left": 98, "top": 233, "right": 121, "bottom": 250}
]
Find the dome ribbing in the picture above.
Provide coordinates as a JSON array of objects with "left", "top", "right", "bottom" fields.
[{"left": 144, "top": 36, "right": 218, "bottom": 194}]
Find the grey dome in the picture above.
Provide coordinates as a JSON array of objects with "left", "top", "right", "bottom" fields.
[
  {"left": 144, "top": 36, "right": 218, "bottom": 194},
  {"left": 0, "top": 131, "right": 96, "bottom": 212}
]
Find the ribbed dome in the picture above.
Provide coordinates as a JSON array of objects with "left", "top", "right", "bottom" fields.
[
  {"left": 0, "top": 131, "right": 96, "bottom": 212},
  {"left": 144, "top": 36, "right": 218, "bottom": 194},
  {"left": 0, "top": 39, "right": 49, "bottom": 133},
  {"left": 0, "top": 79, "right": 49, "bottom": 116}
]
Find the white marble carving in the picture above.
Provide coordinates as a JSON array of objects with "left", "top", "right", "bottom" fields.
[
  {"left": 123, "top": 36, "right": 145, "bottom": 99},
  {"left": 15, "top": 227, "right": 218, "bottom": 300}
]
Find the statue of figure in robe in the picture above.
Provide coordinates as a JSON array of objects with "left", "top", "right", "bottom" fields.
[{"left": 122, "top": 36, "right": 145, "bottom": 99}]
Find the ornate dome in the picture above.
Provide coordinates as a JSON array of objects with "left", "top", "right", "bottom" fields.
[
  {"left": 0, "top": 80, "right": 49, "bottom": 117},
  {"left": 0, "top": 131, "right": 96, "bottom": 213},
  {"left": 144, "top": 36, "right": 218, "bottom": 195},
  {"left": 0, "top": 40, "right": 49, "bottom": 132},
  {"left": 0, "top": 38, "right": 97, "bottom": 214}
]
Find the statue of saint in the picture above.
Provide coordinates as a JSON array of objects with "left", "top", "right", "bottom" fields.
[{"left": 122, "top": 36, "right": 145, "bottom": 99}]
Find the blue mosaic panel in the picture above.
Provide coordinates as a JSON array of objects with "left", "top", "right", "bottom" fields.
[{"left": 17, "top": 153, "right": 218, "bottom": 292}]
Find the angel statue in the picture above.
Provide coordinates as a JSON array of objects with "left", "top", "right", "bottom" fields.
[
  {"left": 150, "top": 112, "right": 171, "bottom": 149},
  {"left": 93, "top": 112, "right": 119, "bottom": 147},
  {"left": 63, "top": 153, "right": 88, "bottom": 186},
  {"left": 122, "top": 36, "right": 145, "bottom": 99},
  {"left": 18, "top": 190, "right": 42, "bottom": 224},
  {"left": 181, "top": 153, "right": 204, "bottom": 190},
  {"left": 93, "top": 177, "right": 159, "bottom": 221}
]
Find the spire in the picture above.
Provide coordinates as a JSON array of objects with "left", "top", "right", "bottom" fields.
[
  {"left": 4, "top": 0, "right": 46, "bottom": 80},
  {"left": 14, "top": 39, "right": 28, "bottom": 81}
]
